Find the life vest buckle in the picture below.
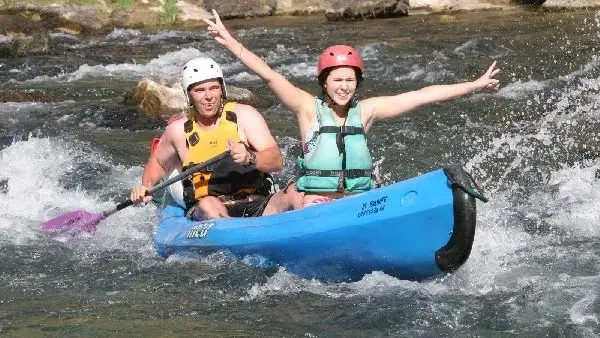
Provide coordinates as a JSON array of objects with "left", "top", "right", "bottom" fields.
[{"left": 336, "top": 172, "right": 345, "bottom": 192}]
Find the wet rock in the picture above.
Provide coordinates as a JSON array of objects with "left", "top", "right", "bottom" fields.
[
  {"left": 0, "top": 32, "right": 50, "bottom": 57},
  {"left": 514, "top": 0, "right": 546, "bottom": 4},
  {"left": 226, "top": 85, "right": 268, "bottom": 109},
  {"left": 55, "top": 4, "right": 110, "bottom": 32},
  {"left": 132, "top": 77, "right": 267, "bottom": 122},
  {"left": 543, "top": 0, "right": 600, "bottom": 8},
  {"left": 0, "top": 11, "right": 46, "bottom": 35},
  {"left": 109, "top": 5, "right": 161, "bottom": 29},
  {"left": 275, "top": 0, "right": 332, "bottom": 15},
  {"left": 203, "top": 0, "right": 278, "bottom": 19},
  {"left": 325, "top": 0, "right": 409, "bottom": 21},
  {"left": 2, "top": 4, "right": 110, "bottom": 34},
  {"left": 133, "top": 77, "right": 187, "bottom": 121},
  {"left": 0, "top": 90, "right": 62, "bottom": 103},
  {"left": 409, "top": 0, "right": 517, "bottom": 13}
]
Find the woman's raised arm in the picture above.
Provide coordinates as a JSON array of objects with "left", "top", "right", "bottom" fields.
[
  {"left": 203, "top": 10, "right": 314, "bottom": 117},
  {"left": 362, "top": 61, "right": 500, "bottom": 127}
]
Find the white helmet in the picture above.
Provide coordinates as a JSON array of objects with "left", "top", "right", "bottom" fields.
[{"left": 181, "top": 57, "right": 228, "bottom": 105}]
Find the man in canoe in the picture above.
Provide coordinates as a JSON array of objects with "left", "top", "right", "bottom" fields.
[
  {"left": 203, "top": 10, "right": 501, "bottom": 207},
  {"left": 131, "top": 57, "right": 303, "bottom": 219}
]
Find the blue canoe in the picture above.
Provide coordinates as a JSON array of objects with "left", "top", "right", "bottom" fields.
[{"left": 153, "top": 165, "right": 480, "bottom": 282}]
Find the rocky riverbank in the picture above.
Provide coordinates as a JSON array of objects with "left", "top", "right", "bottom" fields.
[{"left": 1, "top": 0, "right": 600, "bottom": 37}]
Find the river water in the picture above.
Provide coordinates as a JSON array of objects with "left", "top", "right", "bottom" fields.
[{"left": 1, "top": 9, "right": 600, "bottom": 337}]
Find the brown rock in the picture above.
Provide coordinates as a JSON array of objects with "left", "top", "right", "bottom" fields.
[
  {"left": 274, "top": 0, "right": 332, "bottom": 15},
  {"left": 1, "top": 3, "right": 110, "bottom": 34},
  {"left": 176, "top": 1, "right": 212, "bottom": 23},
  {"left": 326, "top": 0, "right": 409, "bottom": 20},
  {"left": 409, "top": 0, "right": 521, "bottom": 13},
  {"left": 57, "top": 4, "right": 110, "bottom": 32},
  {"left": 55, "top": 26, "right": 81, "bottom": 35},
  {"left": 109, "top": 4, "right": 161, "bottom": 28},
  {"left": 132, "top": 77, "right": 267, "bottom": 122},
  {"left": 544, "top": 0, "right": 600, "bottom": 8},
  {"left": 133, "top": 77, "right": 186, "bottom": 121},
  {"left": 203, "top": 0, "right": 277, "bottom": 19}
]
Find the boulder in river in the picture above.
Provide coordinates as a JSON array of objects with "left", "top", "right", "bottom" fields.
[
  {"left": 132, "top": 77, "right": 267, "bottom": 122},
  {"left": 0, "top": 32, "right": 50, "bottom": 57}
]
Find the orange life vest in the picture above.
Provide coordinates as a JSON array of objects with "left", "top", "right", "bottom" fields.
[{"left": 181, "top": 102, "right": 267, "bottom": 210}]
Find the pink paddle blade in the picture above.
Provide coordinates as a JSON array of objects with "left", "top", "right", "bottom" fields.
[{"left": 41, "top": 210, "right": 104, "bottom": 233}]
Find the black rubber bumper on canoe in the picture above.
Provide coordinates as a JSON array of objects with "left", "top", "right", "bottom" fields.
[{"left": 435, "top": 165, "right": 478, "bottom": 272}]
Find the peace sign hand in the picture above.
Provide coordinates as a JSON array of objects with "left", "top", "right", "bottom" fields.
[
  {"left": 202, "top": 9, "right": 234, "bottom": 47},
  {"left": 475, "top": 61, "right": 501, "bottom": 91}
]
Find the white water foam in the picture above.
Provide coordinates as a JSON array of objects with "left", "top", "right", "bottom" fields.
[
  {"left": 359, "top": 42, "right": 388, "bottom": 61},
  {"left": 544, "top": 163, "right": 600, "bottom": 237},
  {"left": 105, "top": 29, "right": 188, "bottom": 45},
  {"left": 569, "top": 294, "right": 599, "bottom": 325},
  {"left": 24, "top": 48, "right": 206, "bottom": 84},
  {"left": 496, "top": 79, "right": 548, "bottom": 100},
  {"left": 0, "top": 137, "right": 156, "bottom": 255},
  {"left": 392, "top": 51, "right": 454, "bottom": 83},
  {"left": 147, "top": 30, "right": 189, "bottom": 43},
  {"left": 468, "top": 54, "right": 600, "bottom": 189},
  {"left": 0, "top": 137, "right": 79, "bottom": 245},
  {"left": 228, "top": 44, "right": 316, "bottom": 82}
]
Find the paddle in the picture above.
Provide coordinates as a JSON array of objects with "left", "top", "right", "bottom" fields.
[{"left": 41, "top": 151, "right": 230, "bottom": 234}]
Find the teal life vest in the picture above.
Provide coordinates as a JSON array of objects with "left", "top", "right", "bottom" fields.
[{"left": 295, "top": 98, "right": 373, "bottom": 193}]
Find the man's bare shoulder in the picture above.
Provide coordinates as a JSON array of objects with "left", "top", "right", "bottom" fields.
[
  {"left": 230, "top": 103, "right": 266, "bottom": 126},
  {"left": 162, "top": 115, "right": 188, "bottom": 140},
  {"left": 231, "top": 103, "right": 261, "bottom": 117}
]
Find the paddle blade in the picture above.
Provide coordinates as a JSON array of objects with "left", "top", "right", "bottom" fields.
[{"left": 41, "top": 210, "right": 104, "bottom": 234}]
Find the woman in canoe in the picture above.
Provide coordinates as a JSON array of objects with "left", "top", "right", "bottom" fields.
[{"left": 203, "top": 10, "right": 500, "bottom": 207}]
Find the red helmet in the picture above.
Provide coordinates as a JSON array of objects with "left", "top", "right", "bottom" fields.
[{"left": 317, "top": 45, "right": 364, "bottom": 77}]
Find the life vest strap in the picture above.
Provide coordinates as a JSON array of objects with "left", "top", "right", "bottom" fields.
[
  {"left": 182, "top": 162, "right": 218, "bottom": 172},
  {"left": 300, "top": 168, "right": 372, "bottom": 178},
  {"left": 319, "top": 126, "right": 364, "bottom": 135}
]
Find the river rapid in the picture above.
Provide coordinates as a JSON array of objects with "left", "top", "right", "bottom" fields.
[{"left": 1, "top": 9, "right": 600, "bottom": 337}]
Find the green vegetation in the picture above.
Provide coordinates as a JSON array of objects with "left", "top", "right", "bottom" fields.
[
  {"left": 115, "top": 0, "right": 134, "bottom": 9},
  {"left": 19, "top": 10, "right": 42, "bottom": 21},
  {"left": 70, "top": 0, "right": 97, "bottom": 4},
  {"left": 3, "top": 0, "right": 98, "bottom": 4},
  {"left": 1, "top": 0, "right": 182, "bottom": 29},
  {"left": 159, "top": 0, "right": 177, "bottom": 25}
]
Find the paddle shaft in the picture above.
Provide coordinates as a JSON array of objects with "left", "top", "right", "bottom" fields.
[{"left": 103, "top": 152, "right": 230, "bottom": 217}]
